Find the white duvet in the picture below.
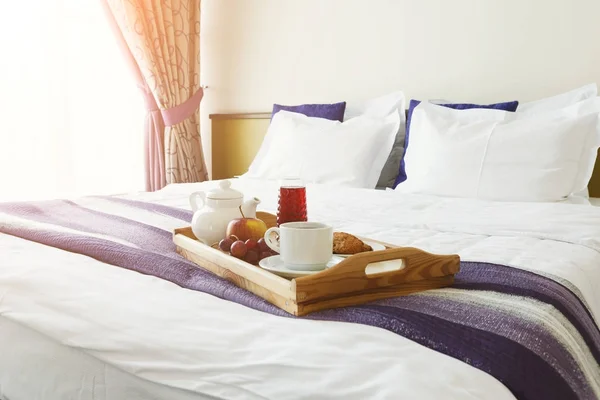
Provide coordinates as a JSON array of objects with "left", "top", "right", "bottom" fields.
[{"left": 2, "top": 178, "right": 600, "bottom": 400}]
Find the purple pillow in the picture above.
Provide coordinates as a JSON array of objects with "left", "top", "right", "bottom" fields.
[
  {"left": 271, "top": 102, "right": 346, "bottom": 122},
  {"left": 393, "top": 99, "right": 519, "bottom": 188}
]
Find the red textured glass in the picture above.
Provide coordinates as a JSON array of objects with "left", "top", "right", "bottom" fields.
[{"left": 277, "top": 179, "right": 307, "bottom": 226}]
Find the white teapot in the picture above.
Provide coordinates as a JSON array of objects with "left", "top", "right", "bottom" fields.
[{"left": 189, "top": 180, "right": 260, "bottom": 244}]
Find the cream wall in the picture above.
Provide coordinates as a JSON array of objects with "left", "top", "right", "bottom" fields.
[{"left": 200, "top": 0, "right": 600, "bottom": 177}]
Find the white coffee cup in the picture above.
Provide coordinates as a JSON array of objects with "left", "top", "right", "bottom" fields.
[{"left": 264, "top": 222, "right": 333, "bottom": 271}]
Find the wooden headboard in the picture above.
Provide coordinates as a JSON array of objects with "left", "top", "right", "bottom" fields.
[
  {"left": 210, "top": 112, "right": 600, "bottom": 197},
  {"left": 210, "top": 113, "right": 271, "bottom": 180}
]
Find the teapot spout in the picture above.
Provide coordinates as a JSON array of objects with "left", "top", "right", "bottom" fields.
[{"left": 240, "top": 197, "right": 260, "bottom": 218}]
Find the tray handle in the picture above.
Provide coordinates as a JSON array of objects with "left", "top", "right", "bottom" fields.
[{"left": 292, "top": 247, "right": 460, "bottom": 304}]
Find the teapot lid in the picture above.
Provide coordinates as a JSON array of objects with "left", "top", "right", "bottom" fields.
[{"left": 207, "top": 180, "right": 243, "bottom": 200}]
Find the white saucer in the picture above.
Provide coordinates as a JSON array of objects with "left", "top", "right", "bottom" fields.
[
  {"left": 336, "top": 241, "right": 386, "bottom": 257},
  {"left": 259, "top": 255, "right": 343, "bottom": 279}
]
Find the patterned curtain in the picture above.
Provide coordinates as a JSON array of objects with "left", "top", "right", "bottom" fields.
[{"left": 103, "top": 0, "right": 208, "bottom": 191}]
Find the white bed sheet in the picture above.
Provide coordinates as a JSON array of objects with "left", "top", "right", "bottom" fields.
[
  {"left": 2, "top": 178, "right": 600, "bottom": 399},
  {"left": 0, "top": 316, "right": 208, "bottom": 400}
]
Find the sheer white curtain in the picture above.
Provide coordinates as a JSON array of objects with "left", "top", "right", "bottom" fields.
[{"left": 0, "top": 1, "right": 145, "bottom": 201}]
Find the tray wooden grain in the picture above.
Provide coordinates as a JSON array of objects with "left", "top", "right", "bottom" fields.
[{"left": 174, "top": 212, "right": 460, "bottom": 316}]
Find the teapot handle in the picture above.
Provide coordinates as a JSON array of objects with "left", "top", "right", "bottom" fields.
[{"left": 189, "top": 191, "right": 206, "bottom": 212}]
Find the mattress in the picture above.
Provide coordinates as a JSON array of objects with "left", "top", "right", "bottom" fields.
[{"left": 1, "top": 178, "right": 599, "bottom": 399}]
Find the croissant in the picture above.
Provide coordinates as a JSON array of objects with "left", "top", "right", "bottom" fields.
[{"left": 333, "top": 232, "right": 373, "bottom": 254}]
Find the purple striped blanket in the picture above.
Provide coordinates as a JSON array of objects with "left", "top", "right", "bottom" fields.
[{"left": 1, "top": 198, "right": 599, "bottom": 400}]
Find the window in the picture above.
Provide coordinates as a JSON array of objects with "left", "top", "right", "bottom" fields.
[{"left": 0, "top": 1, "right": 145, "bottom": 201}]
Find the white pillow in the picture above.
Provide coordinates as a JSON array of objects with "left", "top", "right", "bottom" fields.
[
  {"left": 396, "top": 99, "right": 600, "bottom": 202},
  {"left": 344, "top": 91, "right": 405, "bottom": 120},
  {"left": 519, "top": 83, "right": 598, "bottom": 199},
  {"left": 244, "top": 110, "right": 400, "bottom": 188},
  {"left": 344, "top": 91, "right": 407, "bottom": 188},
  {"left": 248, "top": 93, "right": 404, "bottom": 182},
  {"left": 518, "top": 83, "right": 597, "bottom": 114}
]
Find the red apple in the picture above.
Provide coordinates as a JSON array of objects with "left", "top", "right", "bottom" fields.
[{"left": 226, "top": 218, "right": 267, "bottom": 242}]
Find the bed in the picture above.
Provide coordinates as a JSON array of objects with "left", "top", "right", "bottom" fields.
[
  {"left": 0, "top": 178, "right": 599, "bottom": 400},
  {"left": 2, "top": 88, "right": 600, "bottom": 400}
]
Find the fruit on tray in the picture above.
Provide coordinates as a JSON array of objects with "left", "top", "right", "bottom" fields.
[
  {"left": 245, "top": 250, "right": 259, "bottom": 264},
  {"left": 230, "top": 240, "right": 248, "bottom": 259},
  {"left": 216, "top": 236, "right": 278, "bottom": 265},
  {"left": 219, "top": 237, "right": 234, "bottom": 252},
  {"left": 257, "top": 238, "right": 269, "bottom": 252},
  {"left": 226, "top": 217, "right": 268, "bottom": 242},
  {"left": 245, "top": 239, "right": 258, "bottom": 251}
]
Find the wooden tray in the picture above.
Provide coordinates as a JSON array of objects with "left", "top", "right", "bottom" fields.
[{"left": 173, "top": 212, "right": 460, "bottom": 316}]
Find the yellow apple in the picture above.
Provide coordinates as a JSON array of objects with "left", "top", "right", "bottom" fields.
[{"left": 226, "top": 218, "right": 267, "bottom": 242}]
